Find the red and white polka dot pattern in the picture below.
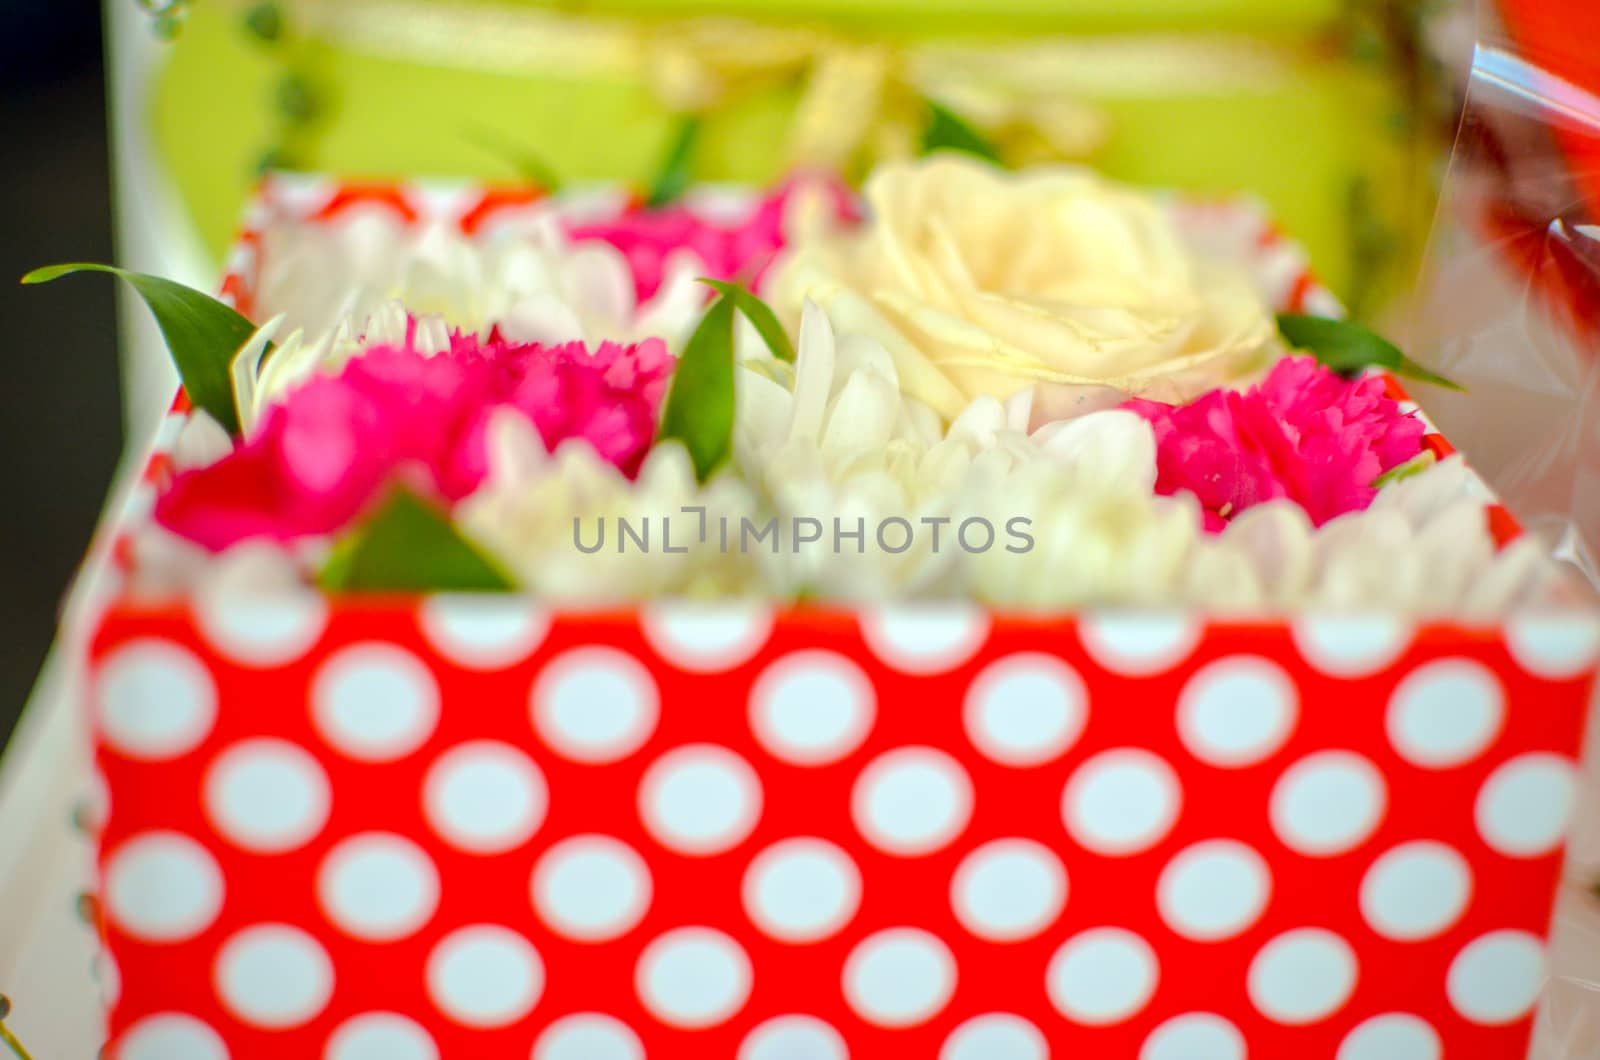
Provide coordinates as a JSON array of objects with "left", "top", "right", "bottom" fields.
[
  {"left": 79, "top": 179, "right": 1596, "bottom": 1057},
  {"left": 90, "top": 601, "right": 1597, "bottom": 1058}
]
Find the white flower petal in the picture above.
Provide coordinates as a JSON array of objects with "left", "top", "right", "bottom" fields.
[
  {"left": 172, "top": 410, "right": 235, "bottom": 472},
  {"left": 500, "top": 292, "right": 587, "bottom": 346},
  {"left": 789, "top": 300, "right": 837, "bottom": 445}
]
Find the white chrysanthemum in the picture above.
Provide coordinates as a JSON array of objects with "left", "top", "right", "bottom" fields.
[
  {"left": 1302, "top": 456, "right": 1554, "bottom": 617},
  {"left": 963, "top": 481, "right": 1204, "bottom": 608},
  {"left": 733, "top": 300, "right": 1170, "bottom": 599},
  {"left": 1180, "top": 457, "right": 1550, "bottom": 615},
  {"left": 258, "top": 213, "right": 707, "bottom": 346},
  {"left": 235, "top": 214, "right": 709, "bottom": 432},
  {"left": 457, "top": 409, "right": 763, "bottom": 602},
  {"left": 229, "top": 301, "right": 430, "bottom": 435}
]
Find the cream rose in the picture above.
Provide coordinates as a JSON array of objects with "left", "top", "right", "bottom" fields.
[{"left": 770, "top": 154, "right": 1278, "bottom": 421}]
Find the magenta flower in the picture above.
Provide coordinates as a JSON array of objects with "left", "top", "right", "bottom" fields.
[
  {"left": 1124, "top": 356, "right": 1426, "bottom": 530},
  {"left": 564, "top": 173, "right": 857, "bottom": 302},
  {"left": 156, "top": 330, "right": 674, "bottom": 551}
]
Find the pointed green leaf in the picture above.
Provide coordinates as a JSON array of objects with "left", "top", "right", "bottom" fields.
[
  {"left": 1372, "top": 449, "right": 1437, "bottom": 489},
  {"left": 699, "top": 279, "right": 795, "bottom": 362},
  {"left": 920, "top": 99, "right": 1002, "bottom": 164},
  {"left": 317, "top": 487, "right": 514, "bottom": 592},
  {"left": 645, "top": 116, "right": 701, "bottom": 208},
  {"left": 23, "top": 263, "right": 256, "bottom": 434},
  {"left": 1276, "top": 313, "right": 1464, "bottom": 391},
  {"left": 657, "top": 293, "right": 737, "bottom": 482}
]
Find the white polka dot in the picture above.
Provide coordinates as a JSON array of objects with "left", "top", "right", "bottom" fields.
[
  {"left": 642, "top": 603, "right": 774, "bottom": 672},
  {"left": 532, "top": 835, "right": 652, "bottom": 941},
  {"left": 196, "top": 593, "right": 327, "bottom": 667},
  {"left": 1078, "top": 613, "right": 1201, "bottom": 675},
  {"left": 738, "top": 1015, "right": 848, "bottom": 1060},
  {"left": 749, "top": 651, "right": 875, "bottom": 765},
  {"left": 1046, "top": 927, "right": 1159, "bottom": 1026},
  {"left": 203, "top": 739, "right": 331, "bottom": 853},
  {"left": 1387, "top": 658, "right": 1504, "bottom": 768},
  {"left": 639, "top": 744, "right": 763, "bottom": 855},
  {"left": 950, "top": 838, "right": 1067, "bottom": 942},
  {"left": 1140, "top": 1012, "right": 1246, "bottom": 1060},
  {"left": 941, "top": 1013, "right": 1048, "bottom": 1060},
  {"left": 1061, "top": 749, "right": 1182, "bottom": 856},
  {"left": 1359, "top": 841, "right": 1472, "bottom": 941},
  {"left": 635, "top": 927, "right": 752, "bottom": 1029},
  {"left": 1506, "top": 614, "right": 1600, "bottom": 679},
  {"left": 104, "top": 831, "right": 224, "bottom": 942},
  {"left": 1156, "top": 840, "right": 1271, "bottom": 941},
  {"left": 852, "top": 747, "right": 974, "bottom": 856},
  {"left": 860, "top": 605, "right": 990, "bottom": 674},
  {"left": 532, "top": 647, "right": 659, "bottom": 763},
  {"left": 214, "top": 923, "right": 334, "bottom": 1029},
  {"left": 1337, "top": 1013, "right": 1443, "bottom": 1060},
  {"left": 419, "top": 595, "right": 549, "bottom": 669},
  {"left": 317, "top": 832, "right": 441, "bottom": 941},
  {"left": 534, "top": 1013, "right": 646, "bottom": 1060},
  {"left": 1247, "top": 928, "right": 1358, "bottom": 1025},
  {"left": 426, "top": 925, "right": 545, "bottom": 1028},
  {"left": 1475, "top": 752, "right": 1578, "bottom": 857},
  {"left": 423, "top": 741, "right": 548, "bottom": 854},
  {"left": 125, "top": 483, "right": 157, "bottom": 524},
  {"left": 82, "top": 768, "right": 111, "bottom": 834},
  {"left": 312, "top": 642, "right": 440, "bottom": 761},
  {"left": 963, "top": 654, "right": 1087, "bottom": 767},
  {"left": 843, "top": 928, "right": 957, "bottom": 1028},
  {"left": 742, "top": 837, "right": 861, "bottom": 943},
  {"left": 326, "top": 1012, "right": 440, "bottom": 1060},
  {"left": 116, "top": 1013, "right": 228, "bottom": 1060},
  {"left": 1292, "top": 616, "right": 1411, "bottom": 677},
  {"left": 96, "top": 639, "right": 217, "bottom": 760},
  {"left": 98, "top": 951, "right": 121, "bottom": 1007},
  {"left": 1177, "top": 656, "right": 1297, "bottom": 767},
  {"left": 1269, "top": 751, "right": 1387, "bottom": 856},
  {"left": 1447, "top": 931, "right": 1545, "bottom": 1024}
]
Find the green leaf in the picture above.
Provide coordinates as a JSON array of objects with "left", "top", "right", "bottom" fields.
[
  {"left": 657, "top": 293, "right": 737, "bottom": 482},
  {"left": 317, "top": 487, "right": 514, "bottom": 592},
  {"left": 1276, "top": 313, "right": 1464, "bottom": 391},
  {"left": 243, "top": 1, "right": 284, "bottom": 43},
  {"left": 23, "top": 263, "right": 255, "bottom": 434},
  {"left": 462, "top": 126, "right": 563, "bottom": 192},
  {"left": 1372, "top": 448, "right": 1436, "bottom": 489},
  {"left": 644, "top": 116, "right": 700, "bottom": 208},
  {"left": 699, "top": 279, "right": 795, "bottom": 362},
  {"left": 920, "top": 99, "right": 1002, "bottom": 164}
]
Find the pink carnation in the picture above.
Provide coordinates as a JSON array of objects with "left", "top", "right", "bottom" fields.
[
  {"left": 1124, "top": 356, "right": 1427, "bottom": 530},
  {"left": 565, "top": 172, "right": 857, "bottom": 302},
  {"left": 156, "top": 329, "right": 674, "bottom": 551}
]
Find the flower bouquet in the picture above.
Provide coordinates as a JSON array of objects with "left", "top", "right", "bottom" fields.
[{"left": 52, "top": 155, "right": 1597, "bottom": 1059}]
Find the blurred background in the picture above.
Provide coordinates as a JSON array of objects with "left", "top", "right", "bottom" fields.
[{"left": 0, "top": 2, "right": 120, "bottom": 752}]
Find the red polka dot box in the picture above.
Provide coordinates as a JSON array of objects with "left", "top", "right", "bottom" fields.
[{"left": 82, "top": 181, "right": 1600, "bottom": 1060}]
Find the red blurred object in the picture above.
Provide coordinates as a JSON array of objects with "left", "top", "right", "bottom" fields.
[
  {"left": 1497, "top": 0, "right": 1600, "bottom": 212},
  {"left": 1484, "top": 0, "right": 1600, "bottom": 346}
]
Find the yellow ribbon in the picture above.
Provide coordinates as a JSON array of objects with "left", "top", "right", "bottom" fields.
[
  {"left": 626, "top": 16, "right": 1113, "bottom": 170},
  {"left": 284, "top": 2, "right": 1155, "bottom": 171},
  {"left": 288, "top": 2, "right": 1126, "bottom": 170}
]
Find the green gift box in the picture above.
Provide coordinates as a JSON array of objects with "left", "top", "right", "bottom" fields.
[{"left": 151, "top": 0, "right": 1439, "bottom": 316}]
